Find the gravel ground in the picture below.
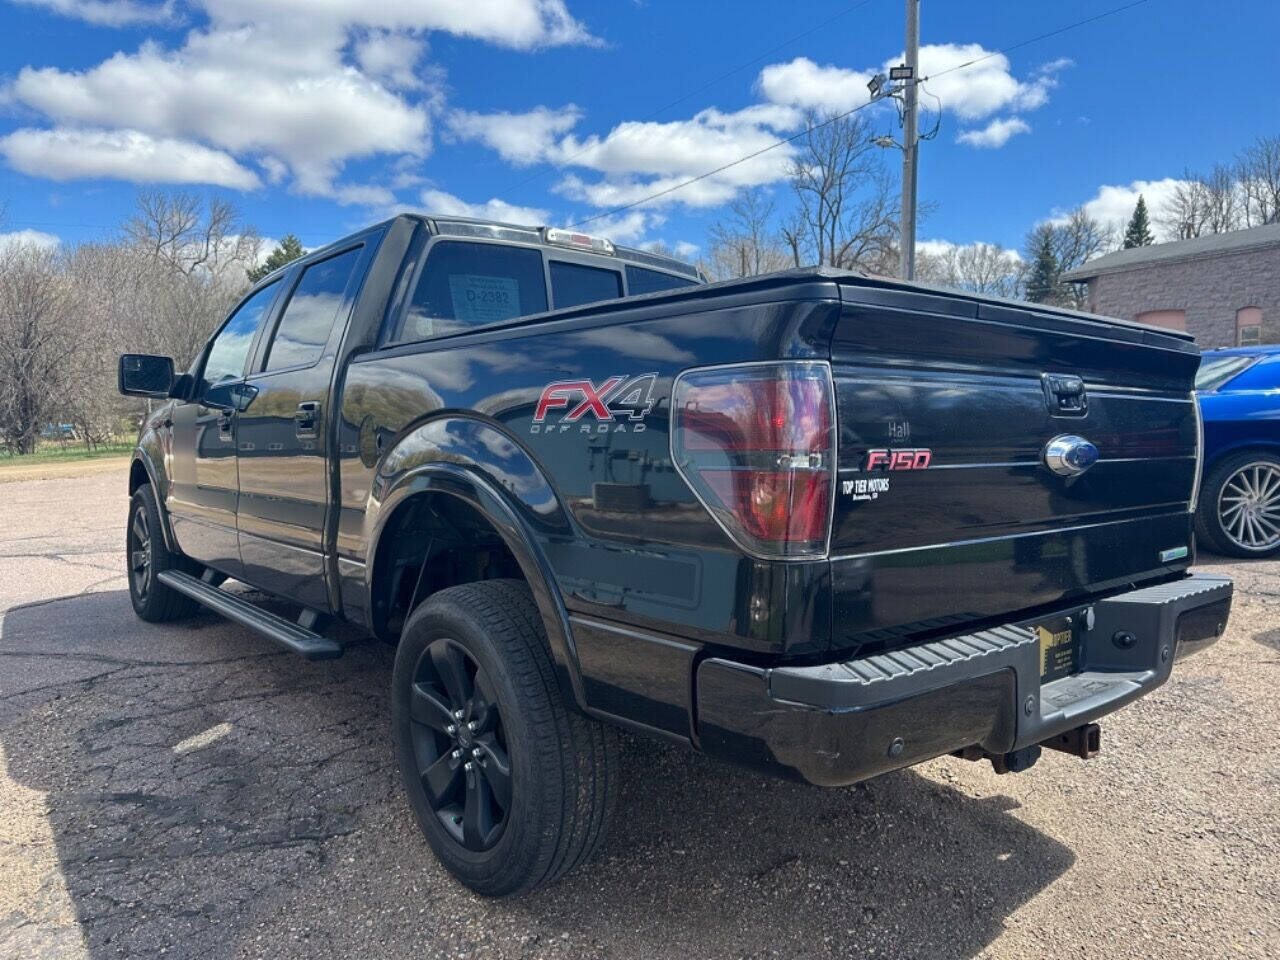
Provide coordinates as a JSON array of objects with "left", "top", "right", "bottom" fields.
[{"left": 0, "top": 468, "right": 1276, "bottom": 960}]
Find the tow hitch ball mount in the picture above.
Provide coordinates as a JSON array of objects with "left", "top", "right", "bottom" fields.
[{"left": 954, "top": 722, "right": 1102, "bottom": 775}]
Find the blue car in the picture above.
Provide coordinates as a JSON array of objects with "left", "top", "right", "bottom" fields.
[{"left": 1195, "top": 346, "right": 1280, "bottom": 557}]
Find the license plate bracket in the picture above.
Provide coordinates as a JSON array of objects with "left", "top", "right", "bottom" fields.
[{"left": 1036, "top": 616, "right": 1079, "bottom": 684}]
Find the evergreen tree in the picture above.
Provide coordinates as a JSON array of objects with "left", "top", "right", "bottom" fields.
[
  {"left": 1025, "top": 228, "right": 1060, "bottom": 304},
  {"left": 1122, "top": 195, "right": 1155, "bottom": 248},
  {"left": 248, "top": 234, "right": 305, "bottom": 283}
]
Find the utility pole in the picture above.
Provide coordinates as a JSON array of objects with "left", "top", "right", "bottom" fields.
[{"left": 899, "top": 0, "right": 920, "bottom": 281}]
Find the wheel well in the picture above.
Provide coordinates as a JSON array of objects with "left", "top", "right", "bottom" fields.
[
  {"left": 129, "top": 459, "right": 149, "bottom": 494},
  {"left": 370, "top": 493, "right": 525, "bottom": 642}
]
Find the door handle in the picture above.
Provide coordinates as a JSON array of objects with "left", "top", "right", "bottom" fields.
[
  {"left": 217, "top": 409, "right": 234, "bottom": 440},
  {"left": 294, "top": 401, "right": 321, "bottom": 435}
]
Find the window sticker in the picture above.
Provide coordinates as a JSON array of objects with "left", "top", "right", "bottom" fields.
[{"left": 447, "top": 274, "right": 521, "bottom": 324}]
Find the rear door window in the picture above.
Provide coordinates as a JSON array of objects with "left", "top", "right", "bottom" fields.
[
  {"left": 263, "top": 246, "right": 363, "bottom": 371},
  {"left": 625, "top": 264, "right": 698, "bottom": 295},
  {"left": 397, "top": 241, "right": 547, "bottom": 341},
  {"left": 550, "top": 261, "right": 622, "bottom": 310}
]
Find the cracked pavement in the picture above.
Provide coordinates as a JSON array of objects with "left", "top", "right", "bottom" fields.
[{"left": 1, "top": 468, "right": 1277, "bottom": 959}]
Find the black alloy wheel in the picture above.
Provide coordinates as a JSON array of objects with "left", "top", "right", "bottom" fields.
[
  {"left": 408, "top": 638, "right": 512, "bottom": 851},
  {"left": 128, "top": 503, "right": 153, "bottom": 603}
]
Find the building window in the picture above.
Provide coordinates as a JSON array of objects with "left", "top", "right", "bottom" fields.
[
  {"left": 1237, "top": 306, "right": 1263, "bottom": 346},
  {"left": 1136, "top": 309, "right": 1187, "bottom": 332}
]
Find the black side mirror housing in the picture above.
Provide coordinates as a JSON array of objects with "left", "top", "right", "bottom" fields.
[
  {"left": 168, "top": 372, "right": 195, "bottom": 401},
  {"left": 118, "top": 354, "right": 176, "bottom": 398}
]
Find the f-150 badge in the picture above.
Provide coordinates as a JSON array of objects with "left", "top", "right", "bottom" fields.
[
  {"left": 864, "top": 448, "right": 932, "bottom": 470},
  {"left": 531, "top": 373, "right": 657, "bottom": 434}
]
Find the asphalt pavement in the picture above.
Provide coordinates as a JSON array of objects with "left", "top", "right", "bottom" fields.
[{"left": 1, "top": 469, "right": 1276, "bottom": 959}]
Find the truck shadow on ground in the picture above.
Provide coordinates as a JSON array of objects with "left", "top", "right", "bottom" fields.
[{"left": 0, "top": 590, "right": 1073, "bottom": 960}]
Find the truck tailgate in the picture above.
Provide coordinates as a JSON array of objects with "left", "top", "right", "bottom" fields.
[{"left": 828, "top": 282, "right": 1201, "bottom": 652}]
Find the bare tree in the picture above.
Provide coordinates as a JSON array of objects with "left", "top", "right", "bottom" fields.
[
  {"left": 1020, "top": 209, "right": 1114, "bottom": 309},
  {"left": 0, "top": 243, "right": 74, "bottom": 454},
  {"left": 1202, "top": 163, "right": 1243, "bottom": 234},
  {"left": 1159, "top": 173, "right": 1212, "bottom": 240},
  {"left": 917, "top": 242, "right": 1023, "bottom": 298},
  {"left": 1237, "top": 135, "right": 1280, "bottom": 226},
  {"left": 705, "top": 188, "right": 791, "bottom": 280},
  {"left": 779, "top": 112, "right": 899, "bottom": 271},
  {"left": 124, "top": 190, "right": 262, "bottom": 282}
]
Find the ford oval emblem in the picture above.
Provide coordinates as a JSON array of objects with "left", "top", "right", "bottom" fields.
[{"left": 1043, "top": 435, "right": 1099, "bottom": 477}]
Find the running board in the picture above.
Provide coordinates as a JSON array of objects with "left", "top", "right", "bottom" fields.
[{"left": 156, "top": 570, "right": 343, "bottom": 660}]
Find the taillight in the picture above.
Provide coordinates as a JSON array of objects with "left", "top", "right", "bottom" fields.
[{"left": 670, "top": 361, "right": 836, "bottom": 559}]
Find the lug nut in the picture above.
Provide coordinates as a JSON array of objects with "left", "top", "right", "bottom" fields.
[
  {"left": 451, "top": 749, "right": 462, "bottom": 760},
  {"left": 467, "top": 720, "right": 479, "bottom": 732},
  {"left": 463, "top": 761, "right": 474, "bottom": 772},
  {"left": 445, "top": 724, "right": 456, "bottom": 736},
  {"left": 453, "top": 709, "right": 464, "bottom": 720},
  {"left": 472, "top": 747, "right": 483, "bottom": 758}
]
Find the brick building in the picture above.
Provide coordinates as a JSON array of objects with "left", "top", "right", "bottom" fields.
[{"left": 1061, "top": 223, "right": 1280, "bottom": 348}]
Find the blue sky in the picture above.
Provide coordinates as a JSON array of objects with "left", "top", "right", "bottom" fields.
[{"left": 0, "top": 0, "right": 1275, "bottom": 263}]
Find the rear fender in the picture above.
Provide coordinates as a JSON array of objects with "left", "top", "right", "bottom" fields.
[{"left": 366, "top": 417, "right": 584, "bottom": 707}]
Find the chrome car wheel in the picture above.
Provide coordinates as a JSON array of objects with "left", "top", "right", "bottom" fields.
[{"left": 1217, "top": 461, "right": 1280, "bottom": 552}]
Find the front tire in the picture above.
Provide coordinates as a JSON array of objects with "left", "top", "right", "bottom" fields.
[
  {"left": 127, "top": 484, "right": 200, "bottom": 622},
  {"left": 392, "top": 580, "right": 617, "bottom": 896},
  {"left": 1196, "top": 451, "right": 1280, "bottom": 558}
]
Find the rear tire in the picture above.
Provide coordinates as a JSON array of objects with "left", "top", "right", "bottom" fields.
[
  {"left": 392, "top": 579, "right": 617, "bottom": 896},
  {"left": 1196, "top": 451, "right": 1280, "bottom": 558},
  {"left": 127, "top": 484, "right": 200, "bottom": 622}
]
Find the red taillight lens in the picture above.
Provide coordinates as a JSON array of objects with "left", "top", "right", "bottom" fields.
[{"left": 671, "top": 362, "right": 835, "bottom": 559}]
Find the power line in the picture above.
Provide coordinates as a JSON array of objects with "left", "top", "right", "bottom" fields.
[
  {"left": 568, "top": 0, "right": 1158, "bottom": 229},
  {"left": 496, "top": 0, "right": 883, "bottom": 203}
]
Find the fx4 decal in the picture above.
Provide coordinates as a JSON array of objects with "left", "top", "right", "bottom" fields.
[{"left": 531, "top": 374, "right": 658, "bottom": 434}]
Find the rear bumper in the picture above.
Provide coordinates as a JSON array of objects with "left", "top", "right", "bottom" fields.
[{"left": 695, "top": 573, "right": 1232, "bottom": 786}]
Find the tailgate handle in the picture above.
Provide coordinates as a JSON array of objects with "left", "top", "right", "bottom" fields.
[{"left": 1042, "top": 374, "right": 1088, "bottom": 417}]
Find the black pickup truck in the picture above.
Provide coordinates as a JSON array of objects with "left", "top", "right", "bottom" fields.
[{"left": 118, "top": 213, "right": 1232, "bottom": 895}]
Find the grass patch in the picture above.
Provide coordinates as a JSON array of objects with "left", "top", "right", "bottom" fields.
[{"left": 0, "top": 441, "right": 133, "bottom": 464}]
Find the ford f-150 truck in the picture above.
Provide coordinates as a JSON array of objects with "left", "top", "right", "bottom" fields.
[{"left": 117, "top": 213, "right": 1232, "bottom": 895}]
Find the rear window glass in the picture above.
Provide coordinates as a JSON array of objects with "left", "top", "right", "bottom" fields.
[
  {"left": 1211, "top": 356, "right": 1279, "bottom": 391},
  {"left": 551, "top": 261, "right": 622, "bottom": 310},
  {"left": 626, "top": 265, "right": 698, "bottom": 295},
  {"left": 397, "top": 241, "right": 547, "bottom": 341},
  {"left": 263, "top": 247, "right": 362, "bottom": 371},
  {"left": 1195, "top": 355, "right": 1258, "bottom": 391}
]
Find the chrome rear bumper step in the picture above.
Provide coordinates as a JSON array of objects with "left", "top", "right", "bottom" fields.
[{"left": 156, "top": 570, "right": 343, "bottom": 660}]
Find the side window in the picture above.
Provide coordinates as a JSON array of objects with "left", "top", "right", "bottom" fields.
[
  {"left": 1222, "top": 358, "right": 1280, "bottom": 391},
  {"left": 625, "top": 264, "right": 698, "bottom": 295},
  {"left": 396, "top": 241, "right": 547, "bottom": 341},
  {"left": 201, "top": 280, "right": 279, "bottom": 391},
  {"left": 550, "top": 261, "right": 622, "bottom": 310},
  {"left": 263, "top": 247, "right": 363, "bottom": 371}
]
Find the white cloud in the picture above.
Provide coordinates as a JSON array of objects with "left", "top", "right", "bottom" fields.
[
  {"left": 353, "top": 30, "right": 429, "bottom": 90},
  {"left": 918, "top": 238, "right": 1022, "bottom": 262},
  {"left": 419, "top": 189, "right": 549, "bottom": 225},
  {"left": 757, "top": 57, "right": 874, "bottom": 115},
  {"left": 10, "top": 34, "right": 429, "bottom": 197},
  {"left": 453, "top": 104, "right": 800, "bottom": 211},
  {"left": 758, "top": 46, "right": 1069, "bottom": 122},
  {"left": 565, "top": 210, "right": 654, "bottom": 245},
  {"left": 448, "top": 105, "right": 583, "bottom": 166},
  {"left": 956, "top": 116, "right": 1030, "bottom": 148},
  {"left": 0, "top": 128, "right": 262, "bottom": 189},
  {"left": 0, "top": 229, "right": 62, "bottom": 252},
  {"left": 200, "top": 0, "right": 597, "bottom": 50},
  {"left": 673, "top": 240, "right": 699, "bottom": 259},
  {"left": 12, "top": 0, "right": 176, "bottom": 27},
  {"left": 3, "top": 0, "right": 597, "bottom": 198},
  {"left": 1051, "top": 178, "right": 1192, "bottom": 234}
]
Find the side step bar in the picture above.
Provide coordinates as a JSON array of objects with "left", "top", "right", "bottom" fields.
[{"left": 156, "top": 570, "right": 343, "bottom": 660}]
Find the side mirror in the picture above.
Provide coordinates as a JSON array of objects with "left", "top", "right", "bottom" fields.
[{"left": 119, "top": 354, "right": 176, "bottom": 399}]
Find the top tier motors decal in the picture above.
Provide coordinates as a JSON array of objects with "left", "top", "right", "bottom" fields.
[{"left": 532, "top": 373, "right": 658, "bottom": 434}]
